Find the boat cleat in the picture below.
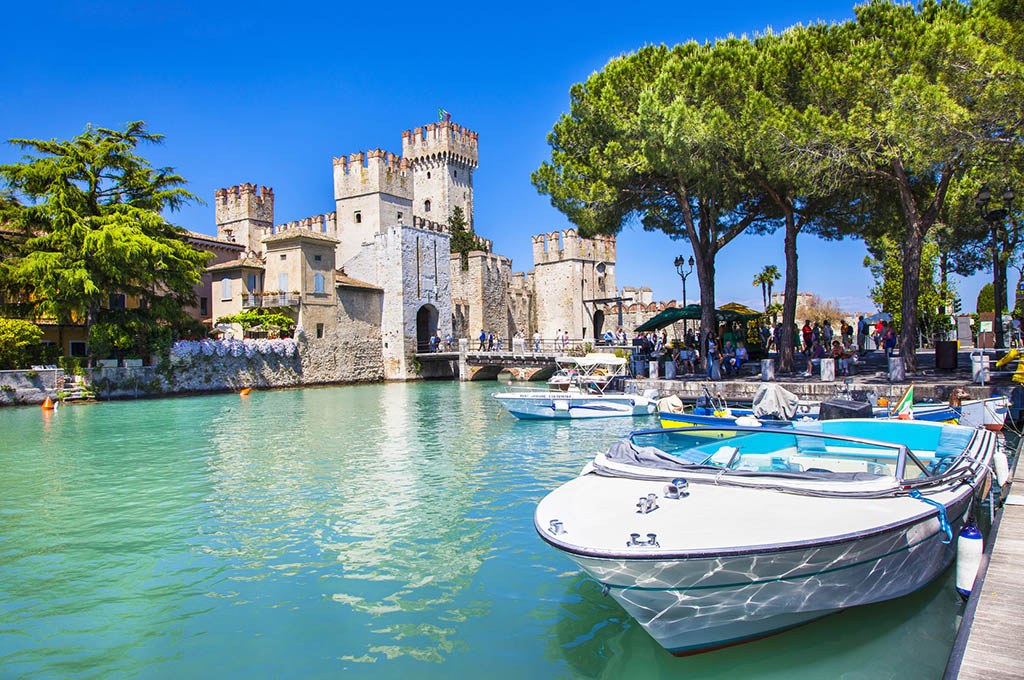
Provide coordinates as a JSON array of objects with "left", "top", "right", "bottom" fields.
[{"left": 636, "top": 493, "right": 659, "bottom": 514}]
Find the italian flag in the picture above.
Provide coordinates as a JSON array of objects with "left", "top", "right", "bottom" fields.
[{"left": 892, "top": 384, "right": 914, "bottom": 419}]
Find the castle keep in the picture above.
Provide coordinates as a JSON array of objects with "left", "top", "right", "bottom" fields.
[{"left": 205, "top": 119, "right": 621, "bottom": 381}]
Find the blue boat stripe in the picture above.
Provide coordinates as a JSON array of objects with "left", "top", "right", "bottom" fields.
[{"left": 599, "top": 529, "right": 943, "bottom": 593}]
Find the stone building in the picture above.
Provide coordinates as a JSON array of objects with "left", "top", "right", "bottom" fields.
[
  {"left": 206, "top": 121, "right": 491, "bottom": 380},
  {"left": 527, "top": 229, "right": 617, "bottom": 340}
]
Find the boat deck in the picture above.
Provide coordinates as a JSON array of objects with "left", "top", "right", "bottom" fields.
[{"left": 951, "top": 439, "right": 1024, "bottom": 679}]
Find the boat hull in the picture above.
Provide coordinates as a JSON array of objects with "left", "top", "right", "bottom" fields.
[
  {"left": 546, "top": 494, "right": 968, "bottom": 654},
  {"left": 495, "top": 393, "right": 655, "bottom": 419}
]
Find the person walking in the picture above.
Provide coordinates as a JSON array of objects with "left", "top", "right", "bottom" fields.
[
  {"left": 533, "top": 331, "right": 540, "bottom": 352},
  {"left": 487, "top": 332, "right": 495, "bottom": 351},
  {"left": 478, "top": 329, "right": 486, "bottom": 351}
]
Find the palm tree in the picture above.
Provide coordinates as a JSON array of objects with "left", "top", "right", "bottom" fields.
[{"left": 753, "top": 266, "right": 782, "bottom": 311}]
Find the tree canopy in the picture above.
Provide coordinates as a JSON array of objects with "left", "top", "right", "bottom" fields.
[
  {"left": 533, "top": 0, "right": 1024, "bottom": 370},
  {"left": 0, "top": 122, "right": 210, "bottom": 360}
]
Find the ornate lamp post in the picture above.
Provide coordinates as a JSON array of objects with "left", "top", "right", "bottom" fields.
[
  {"left": 975, "top": 185, "right": 1015, "bottom": 349},
  {"left": 674, "top": 255, "right": 695, "bottom": 336},
  {"left": 674, "top": 255, "right": 695, "bottom": 306}
]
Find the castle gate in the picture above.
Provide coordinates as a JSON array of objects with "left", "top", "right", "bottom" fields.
[{"left": 416, "top": 304, "right": 439, "bottom": 350}]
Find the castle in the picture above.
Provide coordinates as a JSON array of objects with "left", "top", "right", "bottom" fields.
[{"left": 206, "top": 119, "right": 621, "bottom": 380}]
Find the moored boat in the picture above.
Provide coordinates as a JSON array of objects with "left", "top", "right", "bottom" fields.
[{"left": 535, "top": 419, "right": 996, "bottom": 655}]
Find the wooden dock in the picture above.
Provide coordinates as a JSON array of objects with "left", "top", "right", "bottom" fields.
[{"left": 946, "top": 438, "right": 1024, "bottom": 679}]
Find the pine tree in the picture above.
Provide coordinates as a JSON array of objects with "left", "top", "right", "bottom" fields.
[{"left": 0, "top": 122, "right": 211, "bottom": 360}]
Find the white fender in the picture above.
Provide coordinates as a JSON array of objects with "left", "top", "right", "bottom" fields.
[
  {"left": 956, "top": 522, "right": 984, "bottom": 598},
  {"left": 993, "top": 450, "right": 1009, "bottom": 487}
]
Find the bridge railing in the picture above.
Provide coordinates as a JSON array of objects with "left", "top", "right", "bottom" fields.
[{"left": 416, "top": 338, "right": 633, "bottom": 355}]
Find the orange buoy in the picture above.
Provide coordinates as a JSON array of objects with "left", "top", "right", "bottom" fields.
[
  {"left": 877, "top": 398, "right": 889, "bottom": 407},
  {"left": 240, "top": 388, "right": 252, "bottom": 396},
  {"left": 41, "top": 397, "right": 54, "bottom": 410}
]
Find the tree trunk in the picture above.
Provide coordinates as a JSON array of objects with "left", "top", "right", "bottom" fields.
[
  {"left": 694, "top": 253, "right": 717, "bottom": 372},
  {"left": 994, "top": 236, "right": 1007, "bottom": 349},
  {"left": 779, "top": 214, "right": 799, "bottom": 373},
  {"left": 899, "top": 223, "right": 925, "bottom": 373}
]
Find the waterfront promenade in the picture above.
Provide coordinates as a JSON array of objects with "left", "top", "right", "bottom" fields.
[{"left": 628, "top": 349, "right": 1018, "bottom": 403}]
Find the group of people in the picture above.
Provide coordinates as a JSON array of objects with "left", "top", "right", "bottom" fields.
[{"left": 427, "top": 332, "right": 454, "bottom": 353}]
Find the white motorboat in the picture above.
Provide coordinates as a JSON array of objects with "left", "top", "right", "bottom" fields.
[
  {"left": 547, "top": 354, "right": 628, "bottom": 392},
  {"left": 494, "top": 383, "right": 656, "bottom": 419},
  {"left": 535, "top": 419, "right": 997, "bottom": 654}
]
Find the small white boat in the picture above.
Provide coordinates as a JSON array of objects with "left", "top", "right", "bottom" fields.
[
  {"left": 535, "top": 419, "right": 996, "bottom": 654},
  {"left": 494, "top": 385, "right": 656, "bottom": 419},
  {"left": 547, "top": 354, "right": 627, "bottom": 392},
  {"left": 495, "top": 353, "right": 654, "bottom": 419}
]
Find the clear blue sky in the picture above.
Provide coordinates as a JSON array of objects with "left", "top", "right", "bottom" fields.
[{"left": 1, "top": 0, "right": 1007, "bottom": 313}]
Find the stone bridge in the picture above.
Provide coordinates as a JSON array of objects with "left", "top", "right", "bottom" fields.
[{"left": 415, "top": 339, "right": 560, "bottom": 381}]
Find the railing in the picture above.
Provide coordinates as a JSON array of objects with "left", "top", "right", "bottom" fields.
[
  {"left": 242, "top": 293, "right": 301, "bottom": 309},
  {"left": 415, "top": 338, "right": 631, "bottom": 355}
]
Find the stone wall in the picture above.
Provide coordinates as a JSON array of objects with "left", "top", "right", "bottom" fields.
[
  {"left": 449, "top": 251, "right": 514, "bottom": 341},
  {"left": 0, "top": 369, "right": 59, "bottom": 406},
  {"left": 299, "top": 287, "right": 384, "bottom": 384}
]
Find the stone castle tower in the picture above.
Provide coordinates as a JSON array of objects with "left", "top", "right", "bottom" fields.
[
  {"left": 529, "top": 229, "right": 617, "bottom": 340},
  {"left": 332, "top": 149, "right": 414, "bottom": 268},
  {"left": 214, "top": 184, "right": 274, "bottom": 254},
  {"left": 402, "top": 122, "right": 478, "bottom": 229}
]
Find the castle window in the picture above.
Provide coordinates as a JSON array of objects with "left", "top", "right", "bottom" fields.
[
  {"left": 247, "top": 273, "right": 257, "bottom": 292},
  {"left": 424, "top": 200, "right": 431, "bottom": 212},
  {"left": 453, "top": 170, "right": 457, "bottom": 177},
  {"left": 314, "top": 273, "right": 325, "bottom": 294},
  {"left": 278, "top": 273, "right": 288, "bottom": 291},
  {"left": 108, "top": 293, "right": 126, "bottom": 310},
  {"left": 221, "top": 278, "right": 232, "bottom": 301},
  {"left": 426, "top": 172, "right": 431, "bottom": 179},
  {"left": 354, "top": 211, "right": 362, "bottom": 224},
  {"left": 200, "top": 297, "right": 208, "bottom": 316},
  {"left": 280, "top": 254, "right": 286, "bottom": 260},
  {"left": 397, "top": 211, "right": 403, "bottom": 221},
  {"left": 316, "top": 323, "right": 324, "bottom": 339},
  {"left": 314, "top": 254, "right": 321, "bottom": 262}
]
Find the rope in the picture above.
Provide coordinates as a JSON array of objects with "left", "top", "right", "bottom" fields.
[{"left": 909, "top": 489, "right": 952, "bottom": 544}]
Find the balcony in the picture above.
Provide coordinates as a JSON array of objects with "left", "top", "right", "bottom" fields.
[{"left": 242, "top": 293, "right": 301, "bottom": 309}]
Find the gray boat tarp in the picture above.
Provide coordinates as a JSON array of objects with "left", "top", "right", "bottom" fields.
[{"left": 752, "top": 383, "right": 800, "bottom": 420}]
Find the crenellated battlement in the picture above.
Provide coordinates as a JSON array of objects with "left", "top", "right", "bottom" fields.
[
  {"left": 270, "top": 211, "right": 338, "bottom": 236},
  {"left": 215, "top": 183, "right": 275, "bottom": 252},
  {"left": 411, "top": 215, "right": 448, "bottom": 234},
  {"left": 510, "top": 271, "right": 532, "bottom": 292},
  {"left": 333, "top": 148, "right": 413, "bottom": 200},
  {"left": 530, "top": 229, "right": 616, "bottom": 265},
  {"left": 402, "top": 121, "right": 479, "bottom": 168}
]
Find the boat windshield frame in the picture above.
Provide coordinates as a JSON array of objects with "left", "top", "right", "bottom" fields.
[{"left": 627, "top": 425, "right": 933, "bottom": 484}]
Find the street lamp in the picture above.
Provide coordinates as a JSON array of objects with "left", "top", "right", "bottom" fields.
[
  {"left": 674, "top": 255, "right": 695, "bottom": 337},
  {"left": 975, "top": 185, "right": 1015, "bottom": 349},
  {"left": 674, "top": 255, "right": 695, "bottom": 306}
]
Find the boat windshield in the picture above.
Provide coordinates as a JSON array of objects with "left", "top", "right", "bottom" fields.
[{"left": 622, "top": 426, "right": 931, "bottom": 482}]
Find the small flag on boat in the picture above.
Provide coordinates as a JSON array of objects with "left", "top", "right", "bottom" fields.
[
  {"left": 892, "top": 383, "right": 914, "bottom": 419},
  {"left": 438, "top": 107, "right": 451, "bottom": 122}
]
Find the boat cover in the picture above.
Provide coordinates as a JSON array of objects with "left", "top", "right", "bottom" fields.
[
  {"left": 752, "top": 384, "right": 800, "bottom": 420},
  {"left": 603, "top": 439, "right": 703, "bottom": 470},
  {"left": 658, "top": 395, "right": 685, "bottom": 414}
]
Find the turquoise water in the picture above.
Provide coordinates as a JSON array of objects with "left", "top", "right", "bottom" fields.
[{"left": 0, "top": 381, "right": 983, "bottom": 678}]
